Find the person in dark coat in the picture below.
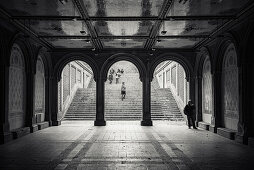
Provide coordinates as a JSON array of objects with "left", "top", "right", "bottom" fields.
[{"left": 184, "top": 101, "right": 197, "bottom": 129}]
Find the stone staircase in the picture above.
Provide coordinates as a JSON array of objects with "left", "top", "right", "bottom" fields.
[
  {"left": 64, "top": 88, "right": 96, "bottom": 120},
  {"left": 151, "top": 79, "right": 184, "bottom": 121},
  {"left": 64, "top": 61, "right": 184, "bottom": 121}
]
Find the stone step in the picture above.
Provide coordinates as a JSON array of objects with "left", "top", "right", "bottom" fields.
[{"left": 65, "top": 72, "right": 184, "bottom": 121}]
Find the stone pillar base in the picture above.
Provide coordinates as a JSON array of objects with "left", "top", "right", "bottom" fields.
[
  {"left": 30, "top": 124, "right": 39, "bottom": 133},
  {"left": 52, "top": 120, "right": 61, "bottom": 126},
  {"left": 141, "top": 120, "right": 153, "bottom": 126},
  {"left": 209, "top": 125, "right": 217, "bottom": 133},
  {"left": 94, "top": 120, "right": 106, "bottom": 126},
  {"left": 0, "top": 132, "right": 13, "bottom": 144},
  {"left": 248, "top": 137, "right": 254, "bottom": 147},
  {"left": 235, "top": 133, "right": 248, "bottom": 145}
]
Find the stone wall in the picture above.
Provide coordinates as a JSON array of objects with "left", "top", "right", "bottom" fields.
[
  {"left": 35, "top": 56, "right": 45, "bottom": 123},
  {"left": 222, "top": 43, "right": 239, "bottom": 130},
  {"left": 58, "top": 61, "right": 93, "bottom": 120},
  {"left": 202, "top": 56, "right": 213, "bottom": 124},
  {"left": 8, "top": 44, "right": 26, "bottom": 130}
]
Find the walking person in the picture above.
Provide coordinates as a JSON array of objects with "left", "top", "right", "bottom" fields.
[
  {"left": 115, "top": 72, "right": 120, "bottom": 84},
  {"left": 184, "top": 101, "right": 197, "bottom": 129},
  {"left": 108, "top": 73, "right": 113, "bottom": 84},
  {"left": 121, "top": 82, "right": 126, "bottom": 101}
]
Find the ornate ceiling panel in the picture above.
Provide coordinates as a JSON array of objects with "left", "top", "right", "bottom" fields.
[
  {"left": 0, "top": 0, "right": 252, "bottom": 50},
  {"left": 159, "top": 20, "right": 226, "bottom": 36},
  {"left": 46, "top": 38, "right": 93, "bottom": 48},
  {"left": 167, "top": 0, "right": 249, "bottom": 16},
  {"left": 154, "top": 38, "right": 201, "bottom": 48},
  {"left": 30, "top": 20, "right": 89, "bottom": 36},
  {"left": 102, "top": 39, "right": 145, "bottom": 48},
  {"left": 93, "top": 21, "right": 154, "bottom": 36},
  {"left": 82, "top": 0, "right": 164, "bottom": 17},
  {"left": 0, "top": 0, "right": 80, "bottom": 16}
]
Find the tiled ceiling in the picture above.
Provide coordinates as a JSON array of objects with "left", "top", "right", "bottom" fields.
[{"left": 0, "top": 0, "right": 251, "bottom": 49}]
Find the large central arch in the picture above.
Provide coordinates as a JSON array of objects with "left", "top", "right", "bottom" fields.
[{"left": 101, "top": 53, "right": 146, "bottom": 82}]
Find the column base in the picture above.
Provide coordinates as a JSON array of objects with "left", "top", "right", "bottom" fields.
[
  {"left": 52, "top": 120, "right": 61, "bottom": 126},
  {"left": 235, "top": 133, "right": 248, "bottom": 145},
  {"left": 94, "top": 120, "right": 106, "bottom": 126},
  {"left": 0, "top": 132, "right": 13, "bottom": 144},
  {"left": 248, "top": 137, "right": 254, "bottom": 147},
  {"left": 209, "top": 125, "right": 217, "bottom": 133},
  {"left": 141, "top": 120, "right": 153, "bottom": 126},
  {"left": 198, "top": 122, "right": 209, "bottom": 130},
  {"left": 30, "top": 124, "right": 39, "bottom": 133},
  {"left": 37, "top": 121, "right": 49, "bottom": 130}
]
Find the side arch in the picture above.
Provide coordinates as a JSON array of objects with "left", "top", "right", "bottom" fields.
[
  {"left": 215, "top": 33, "right": 240, "bottom": 73},
  {"left": 101, "top": 53, "right": 146, "bottom": 82},
  {"left": 195, "top": 47, "right": 213, "bottom": 77},
  {"left": 53, "top": 53, "right": 99, "bottom": 82},
  {"left": 218, "top": 40, "right": 240, "bottom": 131},
  {"left": 150, "top": 53, "right": 193, "bottom": 82}
]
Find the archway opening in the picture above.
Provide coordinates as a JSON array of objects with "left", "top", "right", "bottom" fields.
[
  {"left": 201, "top": 55, "right": 213, "bottom": 125},
  {"left": 221, "top": 43, "right": 239, "bottom": 130},
  {"left": 105, "top": 61, "right": 142, "bottom": 121},
  {"left": 57, "top": 60, "right": 96, "bottom": 121},
  {"left": 34, "top": 55, "right": 46, "bottom": 124},
  {"left": 8, "top": 43, "right": 26, "bottom": 130},
  {"left": 151, "top": 60, "right": 188, "bottom": 123}
]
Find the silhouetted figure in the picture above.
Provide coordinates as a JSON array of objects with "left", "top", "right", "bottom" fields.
[
  {"left": 184, "top": 101, "right": 197, "bottom": 129},
  {"left": 115, "top": 72, "right": 120, "bottom": 84},
  {"left": 108, "top": 73, "right": 113, "bottom": 84},
  {"left": 121, "top": 82, "right": 126, "bottom": 101},
  {"left": 110, "top": 68, "right": 115, "bottom": 75}
]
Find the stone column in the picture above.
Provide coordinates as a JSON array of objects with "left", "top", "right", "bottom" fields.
[
  {"left": 94, "top": 76, "right": 106, "bottom": 126},
  {"left": 188, "top": 76, "right": 196, "bottom": 125},
  {"left": 51, "top": 76, "right": 61, "bottom": 126},
  {"left": 212, "top": 71, "right": 221, "bottom": 131},
  {"left": 236, "top": 62, "right": 250, "bottom": 144},
  {"left": 0, "top": 64, "right": 12, "bottom": 143},
  {"left": 195, "top": 76, "right": 202, "bottom": 126},
  {"left": 141, "top": 60, "right": 152, "bottom": 126},
  {"left": 141, "top": 75, "right": 153, "bottom": 126},
  {"left": 44, "top": 76, "right": 52, "bottom": 126},
  {"left": 208, "top": 73, "right": 217, "bottom": 132},
  {"left": 26, "top": 70, "right": 37, "bottom": 131}
]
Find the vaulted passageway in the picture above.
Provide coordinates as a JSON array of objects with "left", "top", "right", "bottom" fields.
[{"left": 1, "top": 0, "right": 254, "bottom": 169}]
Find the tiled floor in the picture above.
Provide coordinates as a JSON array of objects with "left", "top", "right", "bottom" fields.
[{"left": 1, "top": 121, "right": 254, "bottom": 170}]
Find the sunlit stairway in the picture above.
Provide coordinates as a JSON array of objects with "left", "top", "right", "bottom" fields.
[
  {"left": 151, "top": 78, "right": 184, "bottom": 121},
  {"left": 64, "top": 64, "right": 183, "bottom": 121},
  {"left": 64, "top": 88, "right": 96, "bottom": 120}
]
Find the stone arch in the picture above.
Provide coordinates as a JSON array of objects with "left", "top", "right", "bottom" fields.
[
  {"left": 220, "top": 42, "right": 239, "bottom": 130},
  {"left": 150, "top": 53, "right": 192, "bottom": 82},
  {"left": 201, "top": 55, "right": 213, "bottom": 124},
  {"left": 101, "top": 53, "right": 146, "bottom": 82},
  {"left": 35, "top": 55, "right": 46, "bottom": 122},
  {"left": 53, "top": 53, "right": 98, "bottom": 121},
  {"left": 54, "top": 53, "right": 98, "bottom": 82},
  {"left": 7, "top": 33, "right": 34, "bottom": 74},
  {"left": 215, "top": 34, "right": 240, "bottom": 72},
  {"left": 35, "top": 47, "right": 52, "bottom": 78},
  {"left": 8, "top": 43, "right": 26, "bottom": 130}
]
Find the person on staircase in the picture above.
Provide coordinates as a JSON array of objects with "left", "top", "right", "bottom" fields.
[
  {"left": 184, "top": 101, "right": 197, "bottom": 129},
  {"left": 116, "top": 71, "right": 121, "bottom": 84},
  {"left": 121, "top": 82, "right": 126, "bottom": 101},
  {"left": 109, "top": 73, "right": 113, "bottom": 84}
]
